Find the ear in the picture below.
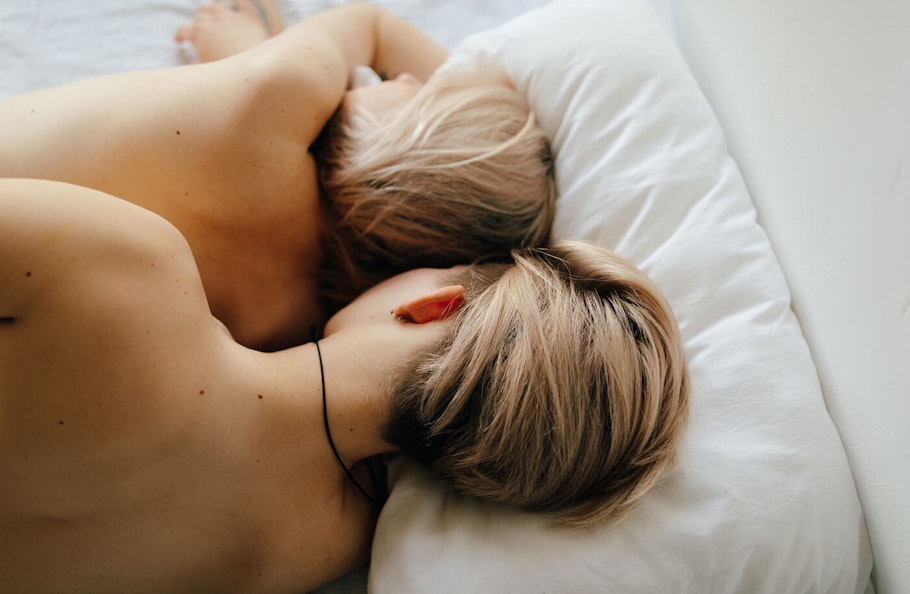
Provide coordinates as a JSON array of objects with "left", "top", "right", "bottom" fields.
[{"left": 393, "top": 285, "right": 465, "bottom": 324}]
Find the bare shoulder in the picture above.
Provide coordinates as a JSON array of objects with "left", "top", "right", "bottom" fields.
[
  {"left": 0, "top": 179, "right": 219, "bottom": 441},
  {"left": 217, "top": 22, "right": 349, "bottom": 138},
  {"left": 0, "top": 178, "right": 201, "bottom": 320}
]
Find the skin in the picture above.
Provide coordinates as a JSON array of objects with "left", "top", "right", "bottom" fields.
[
  {"left": 175, "top": 0, "right": 286, "bottom": 62},
  {"left": 0, "top": 1, "right": 447, "bottom": 351},
  {"left": 0, "top": 177, "right": 464, "bottom": 593}
]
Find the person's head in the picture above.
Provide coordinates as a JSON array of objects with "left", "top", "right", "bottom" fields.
[
  {"left": 314, "top": 68, "right": 556, "bottom": 314},
  {"left": 377, "top": 241, "right": 690, "bottom": 527}
]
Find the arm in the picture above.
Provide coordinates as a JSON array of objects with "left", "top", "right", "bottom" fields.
[
  {"left": 185, "top": 2, "right": 449, "bottom": 81},
  {"left": 284, "top": 3, "right": 449, "bottom": 81},
  {"left": 191, "top": 3, "right": 449, "bottom": 150}
]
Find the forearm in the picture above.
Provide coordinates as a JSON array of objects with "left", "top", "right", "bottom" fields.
[
  {"left": 283, "top": 3, "right": 449, "bottom": 81},
  {"left": 369, "top": 5, "right": 449, "bottom": 80}
]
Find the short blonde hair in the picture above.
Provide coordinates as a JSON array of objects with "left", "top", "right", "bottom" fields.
[
  {"left": 315, "top": 69, "right": 555, "bottom": 313},
  {"left": 385, "top": 241, "right": 689, "bottom": 527}
]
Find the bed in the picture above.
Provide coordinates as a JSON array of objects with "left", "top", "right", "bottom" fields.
[{"left": 2, "top": 1, "right": 905, "bottom": 592}]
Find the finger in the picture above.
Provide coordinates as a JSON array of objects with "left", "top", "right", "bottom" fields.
[
  {"left": 197, "top": 3, "right": 227, "bottom": 16},
  {"left": 174, "top": 23, "right": 196, "bottom": 43},
  {"left": 211, "top": 0, "right": 238, "bottom": 12}
]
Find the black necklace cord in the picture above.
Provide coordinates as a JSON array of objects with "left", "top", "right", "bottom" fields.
[{"left": 310, "top": 325, "right": 384, "bottom": 509}]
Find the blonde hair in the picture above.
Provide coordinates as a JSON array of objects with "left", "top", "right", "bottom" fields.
[
  {"left": 385, "top": 241, "right": 689, "bottom": 527},
  {"left": 315, "top": 69, "right": 556, "bottom": 313}
]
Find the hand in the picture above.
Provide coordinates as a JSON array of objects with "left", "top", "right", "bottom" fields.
[{"left": 175, "top": 0, "right": 283, "bottom": 63}]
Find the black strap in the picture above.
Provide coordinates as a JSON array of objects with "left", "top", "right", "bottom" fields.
[{"left": 310, "top": 325, "right": 383, "bottom": 508}]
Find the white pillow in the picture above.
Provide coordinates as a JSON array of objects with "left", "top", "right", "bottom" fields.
[{"left": 369, "top": 1, "right": 873, "bottom": 592}]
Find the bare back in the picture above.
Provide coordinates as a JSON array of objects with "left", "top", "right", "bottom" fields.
[
  {"left": 0, "top": 179, "right": 375, "bottom": 593},
  {"left": 0, "top": 44, "right": 336, "bottom": 350},
  {"left": 0, "top": 3, "right": 450, "bottom": 351}
]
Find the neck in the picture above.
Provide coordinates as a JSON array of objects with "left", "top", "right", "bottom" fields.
[
  {"left": 259, "top": 320, "right": 444, "bottom": 467},
  {"left": 310, "top": 330, "right": 393, "bottom": 465},
  {"left": 254, "top": 343, "right": 387, "bottom": 471}
]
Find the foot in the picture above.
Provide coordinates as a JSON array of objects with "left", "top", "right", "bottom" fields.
[{"left": 175, "top": 0, "right": 285, "bottom": 63}]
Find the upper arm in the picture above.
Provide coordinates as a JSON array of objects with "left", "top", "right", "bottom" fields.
[
  {"left": 211, "top": 4, "right": 448, "bottom": 145},
  {"left": 255, "top": 3, "right": 448, "bottom": 83}
]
